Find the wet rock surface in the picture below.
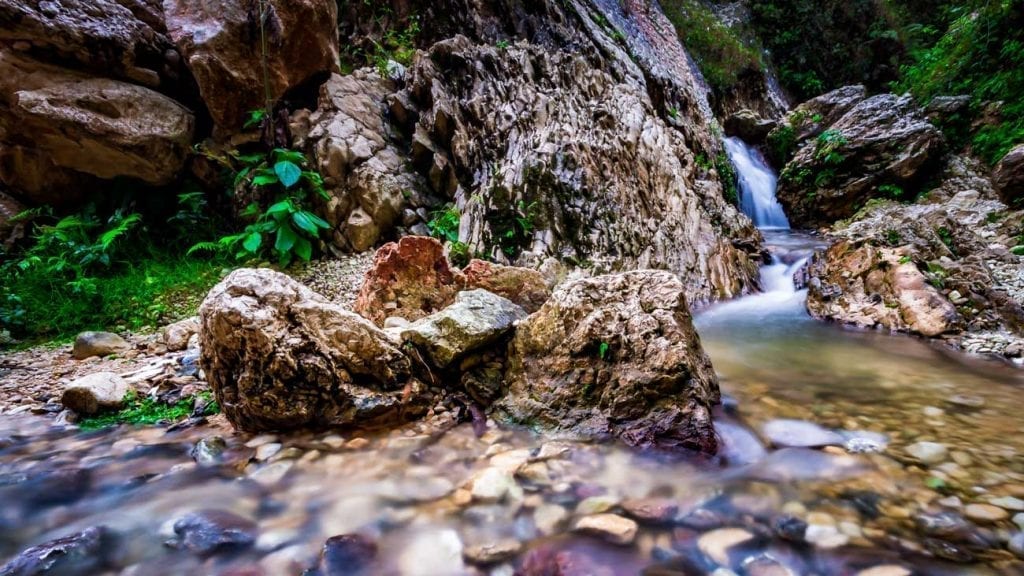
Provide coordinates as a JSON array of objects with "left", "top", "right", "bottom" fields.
[
  {"left": 498, "top": 270, "right": 720, "bottom": 453},
  {"left": 994, "top": 143, "right": 1024, "bottom": 206}
]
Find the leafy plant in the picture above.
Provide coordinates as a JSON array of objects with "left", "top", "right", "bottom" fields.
[
  {"left": 814, "top": 129, "right": 848, "bottom": 166},
  {"left": 936, "top": 226, "right": 954, "bottom": 249},
  {"left": 662, "top": 0, "right": 762, "bottom": 96},
  {"left": 598, "top": 341, "right": 610, "bottom": 360},
  {"left": 190, "top": 147, "right": 330, "bottom": 266},
  {"left": 427, "top": 204, "right": 461, "bottom": 243},
  {"left": 878, "top": 184, "right": 905, "bottom": 201},
  {"left": 885, "top": 229, "right": 902, "bottom": 246}
]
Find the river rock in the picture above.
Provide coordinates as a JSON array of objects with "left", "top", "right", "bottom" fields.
[
  {"left": 61, "top": 372, "right": 131, "bottom": 415},
  {"left": 497, "top": 271, "right": 720, "bottom": 453},
  {"left": 72, "top": 331, "right": 130, "bottom": 359},
  {"left": 0, "top": 526, "right": 110, "bottom": 576},
  {"left": 697, "top": 527, "right": 755, "bottom": 566},
  {"left": 761, "top": 419, "right": 844, "bottom": 448},
  {"left": 400, "top": 290, "right": 526, "bottom": 368},
  {"left": 1010, "top": 532, "right": 1024, "bottom": 559},
  {"left": 776, "top": 92, "right": 944, "bottom": 228},
  {"left": 199, "top": 268, "right": 430, "bottom": 432},
  {"left": 469, "top": 467, "right": 519, "bottom": 503},
  {"left": 993, "top": 143, "right": 1024, "bottom": 206},
  {"left": 905, "top": 441, "right": 948, "bottom": 465},
  {"left": 353, "top": 236, "right": 465, "bottom": 327},
  {"left": 318, "top": 534, "right": 378, "bottom": 575},
  {"left": 164, "top": 0, "right": 338, "bottom": 132},
  {"left": 162, "top": 317, "right": 199, "bottom": 352},
  {"left": 463, "top": 539, "right": 522, "bottom": 565},
  {"left": 398, "top": 529, "right": 464, "bottom": 576},
  {"left": 725, "top": 109, "right": 777, "bottom": 144},
  {"left": 806, "top": 243, "right": 960, "bottom": 337},
  {"left": 964, "top": 503, "right": 1009, "bottom": 523},
  {"left": 170, "top": 509, "right": 258, "bottom": 555},
  {"left": 573, "top": 514, "right": 638, "bottom": 545},
  {"left": 0, "top": 51, "right": 194, "bottom": 196}
]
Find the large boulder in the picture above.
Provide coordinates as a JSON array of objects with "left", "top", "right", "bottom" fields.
[
  {"left": 496, "top": 271, "right": 720, "bottom": 453},
  {"left": 776, "top": 93, "right": 945, "bottom": 228},
  {"left": 0, "top": 51, "right": 194, "bottom": 198},
  {"left": 0, "top": 188, "right": 25, "bottom": 248},
  {"left": 164, "top": 0, "right": 338, "bottom": 133},
  {"left": 461, "top": 259, "right": 551, "bottom": 314},
  {"left": 994, "top": 144, "right": 1024, "bottom": 207},
  {"left": 199, "top": 268, "right": 431, "bottom": 432},
  {"left": 61, "top": 372, "right": 132, "bottom": 415},
  {"left": 0, "top": 0, "right": 179, "bottom": 88},
  {"left": 806, "top": 242, "right": 961, "bottom": 337}
]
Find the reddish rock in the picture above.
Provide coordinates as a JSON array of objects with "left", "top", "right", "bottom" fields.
[
  {"left": 462, "top": 259, "right": 551, "bottom": 313},
  {"left": 353, "top": 236, "right": 467, "bottom": 327},
  {"left": 994, "top": 143, "right": 1024, "bottom": 206},
  {"left": 164, "top": 0, "right": 338, "bottom": 132}
]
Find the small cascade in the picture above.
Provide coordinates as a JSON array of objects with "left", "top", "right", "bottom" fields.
[{"left": 723, "top": 137, "right": 789, "bottom": 230}]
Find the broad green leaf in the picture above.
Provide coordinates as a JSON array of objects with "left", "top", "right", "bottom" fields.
[
  {"left": 273, "top": 148, "right": 306, "bottom": 165},
  {"left": 292, "top": 211, "right": 330, "bottom": 236},
  {"left": 252, "top": 173, "right": 279, "bottom": 187},
  {"left": 242, "top": 232, "right": 262, "bottom": 253},
  {"left": 267, "top": 200, "right": 292, "bottom": 216},
  {"left": 275, "top": 224, "right": 298, "bottom": 253},
  {"left": 293, "top": 236, "right": 313, "bottom": 261},
  {"left": 274, "top": 160, "right": 302, "bottom": 189},
  {"left": 239, "top": 203, "right": 261, "bottom": 219}
]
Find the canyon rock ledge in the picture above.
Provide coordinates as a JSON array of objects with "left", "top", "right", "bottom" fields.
[
  {"left": 496, "top": 271, "right": 720, "bottom": 453},
  {"left": 199, "top": 268, "right": 430, "bottom": 432}
]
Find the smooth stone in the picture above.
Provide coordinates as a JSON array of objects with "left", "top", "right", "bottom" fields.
[
  {"left": 621, "top": 498, "right": 679, "bottom": 524},
  {"left": 470, "top": 468, "right": 519, "bottom": 503},
  {"left": 1013, "top": 512, "right": 1024, "bottom": 530},
  {"left": 1009, "top": 532, "right": 1024, "bottom": 559},
  {"left": 171, "top": 509, "right": 258, "bottom": 555},
  {"left": 191, "top": 437, "right": 227, "bottom": 466},
  {"left": 804, "top": 524, "right": 849, "bottom": 549},
  {"left": 965, "top": 503, "right": 1009, "bottom": 523},
  {"left": 573, "top": 514, "right": 638, "bottom": 545},
  {"left": 905, "top": 441, "right": 948, "bottom": 465},
  {"left": 255, "top": 443, "right": 282, "bottom": 461},
  {"left": 534, "top": 504, "right": 568, "bottom": 535},
  {"left": 319, "top": 534, "right": 377, "bottom": 575},
  {"left": 61, "top": 372, "right": 131, "bottom": 415},
  {"left": 990, "top": 496, "right": 1024, "bottom": 511},
  {"left": 72, "top": 331, "right": 130, "bottom": 359},
  {"left": 855, "top": 567, "right": 912, "bottom": 576},
  {"left": 914, "top": 511, "right": 970, "bottom": 538},
  {"left": 575, "top": 495, "right": 620, "bottom": 515},
  {"left": 398, "top": 530, "right": 464, "bottom": 576},
  {"left": 462, "top": 539, "right": 522, "bottom": 565},
  {"left": 697, "top": 528, "right": 755, "bottom": 566},
  {"left": 714, "top": 420, "right": 767, "bottom": 465},
  {"left": 922, "top": 406, "right": 945, "bottom": 417},
  {"left": 742, "top": 555, "right": 797, "bottom": 576},
  {"left": 762, "top": 419, "right": 844, "bottom": 448},
  {"left": 0, "top": 526, "right": 108, "bottom": 576}
]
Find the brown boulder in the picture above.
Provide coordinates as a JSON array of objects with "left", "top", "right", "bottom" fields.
[
  {"left": 496, "top": 271, "right": 720, "bottom": 454},
  {"left": 0, "top": 51, "right": 194, "bottom": 193},
  {"left": 164, "top": 0, "right": 338, "bottom": 132},
  {"left": 0, "top": 188, "right": 25, "bottom": 248},
  {"left": 0, "top": 0, "right": 177, "bottom": 87},
  {"left": 199, "top": 268, "right": 430, "bottom": 432},
  {"left": 462, "top": 259, "right": 551, "bottom": 314},
  {"left": 993, "top": 144, "right": 1024, "bottom": 207},
  {"left": 806, "top": 242, "right": 961, "bottom": 337}
]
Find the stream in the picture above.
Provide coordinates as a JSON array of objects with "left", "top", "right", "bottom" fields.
[{"left": 1, "top": 141, "right": 1023, "bottom": 575}]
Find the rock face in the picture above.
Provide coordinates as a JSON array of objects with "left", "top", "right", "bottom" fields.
[
  {"left": 994, "top": 144, "right": 1024, "bottom": 206},
  {"left": 314, "top": 0, "right": 763, "bottom": 304},
  {"left": 400, "top": 290, "right": 526, "bottom": 369},
  {"left": 199, "top": 268, "right": 430, "bottom": 432},
  {"left": 496, "top": 271, "right": 719, "bottom": 453},
  {"left": 164, "top": 0, "right": 338, "bottom": 132},
  {"left": 807, "top": 242, "right": 961, "bottom": 337},
  {"left": 0, "top": 51, "right": 194, "bottom": 204},
  {"left": 61, "top": 372, "right": 132, "bottom": 415},
  {"left": 0, "top": 526, "right": 110, "bottom": 576},
  {"left": 805, "top": 156, "right": 1024, "bottom": 345},
  {"left": 353, "top": 236, "right": 553, "bottom": 327},
  {"left": 776, "top": 92, "right": 944, "bottom": 228},
  {"left": 724, "top": 109, "right": 777, "bottom": 144}
]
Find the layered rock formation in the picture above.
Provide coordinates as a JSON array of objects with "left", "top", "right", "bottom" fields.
[
  {"left": 304, "top": 0, "right": 764, "bottom": 305},
  {"left": 775, "top": 91, "right": 945, "bottom": 228}
]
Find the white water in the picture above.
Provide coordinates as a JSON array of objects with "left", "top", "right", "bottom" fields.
[{"left": 723, "top": 137, "right": 790, "bottom": 230}]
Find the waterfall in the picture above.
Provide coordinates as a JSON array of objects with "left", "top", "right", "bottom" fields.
[{"left": 723, "top": 137, "right": 790, "bottom": 230}]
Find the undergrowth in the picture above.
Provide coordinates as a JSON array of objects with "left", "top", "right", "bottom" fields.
[{"left": 78, "top": 390, "right": 220, "bottom": 430}]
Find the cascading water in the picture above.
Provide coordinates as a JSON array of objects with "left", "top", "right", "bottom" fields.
[{"left": 723, "top": 137, "right": 789, "bottom": 229}]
